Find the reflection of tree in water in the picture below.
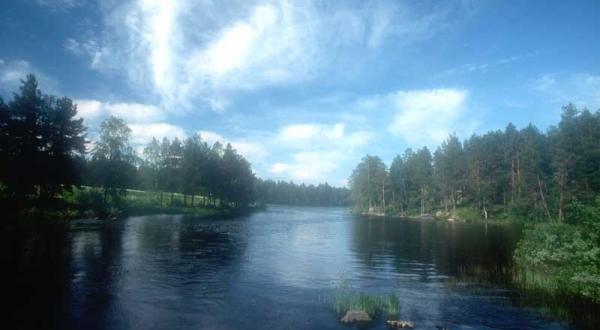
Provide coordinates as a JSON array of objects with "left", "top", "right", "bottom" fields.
[
  {"left": 350, "top": 216, "right": 520, "bottom": 281},
  {"left": 67, "top": 219, "right": 126, "bottom": 330},
  {"left": 177, "top": 216, "right": 245, "bottom": 263},
  {"left": 63, "top": 215, "right": 248, "bottom": 329},
  {"left": 1, "top": 220, "right": 71, "bottom": 329},
  {"left": 132, "top": 215, "right": 246, "bottom": 264}
]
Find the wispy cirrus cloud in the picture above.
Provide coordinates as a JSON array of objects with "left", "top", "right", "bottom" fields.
[
  {"left": 35, "top": 0, "right": 82, "bottom": 11},
  {"left": 441, "top": 52, "right": 540, "bottom": 77},
  {"left": 67, "top": 0, "right": 473, "bottom": 112},
  {"left": 532, "top": 73, "right": 600, "bottom": 109}
]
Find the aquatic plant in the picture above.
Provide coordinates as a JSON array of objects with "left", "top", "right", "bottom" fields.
[{"left": 333, "top": 290, "right": 400, "bottom": 318}]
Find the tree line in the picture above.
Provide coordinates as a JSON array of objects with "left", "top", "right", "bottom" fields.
[
  {"left": 0, "top": 75, "right": 348, "bottom": 214},
  {"left": 255, "top": 179, "right": 349, "bottom": 206},
  {"left": 350, "top": 104, "right": 600, "bottom": 222}
]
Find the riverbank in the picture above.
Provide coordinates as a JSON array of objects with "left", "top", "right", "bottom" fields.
[
  {"left": 354, "top": 204, "right": 533, "bottom": 225},
  {"left": 355, "top": 207, "right": 478, "bottom": 223},
  {"left": 1, "top": 186, "right": 264, "bottom": 224}
]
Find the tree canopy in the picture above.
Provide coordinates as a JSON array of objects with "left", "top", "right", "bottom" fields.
[
  {"left": 349, "top": 104, "right": 600, "bottom": 223},
  {"left": 0, "top": 75, "right": 86, "bottom": 202}
]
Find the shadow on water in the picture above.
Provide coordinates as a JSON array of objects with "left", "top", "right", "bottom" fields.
[
  {"left": 66, "top": 215, "right": 248, "bottom": 329},
  {"left": 1, "top": 218, "right": 72, "bottom": 329},
  {"left": 350, "top": 216, "right": 520, "bottom": 281},
  {"left": 350, "top": 215, "right": 599, "bottom": 329}
]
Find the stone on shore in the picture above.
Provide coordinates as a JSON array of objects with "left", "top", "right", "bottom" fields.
[
  {"left": 386, "top": 320, "right": 414, "bottom": 328},
  {"left": 340, "top": 310, "right": 371, "bottom": 323}
]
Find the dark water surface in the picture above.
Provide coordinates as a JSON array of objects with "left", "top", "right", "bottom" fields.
[{"left": 5, "top": 206, "right": 575, "bottom": 329}]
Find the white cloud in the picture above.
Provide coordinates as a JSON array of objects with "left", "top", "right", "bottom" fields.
[
  {"left": 64, "top": 38, "right": 108, "bottom": 70},
  {"left": 357, "top": 88, "right": 473, "bottom": 146},
  {"left": 270, "top": 151, "right": 344, "bottom": 182},
  {"left": 388, "top": 89, "right": 470, "bottom": 145},
  {"left": 0, "top": 59, "right": 57, "bottom": 93},
  {"left": 75, "top": 99, "right": 104, "bottom": 122},
  {"left": 278, "top": 123, "right": 372, "bottom": 149},
  {"left": 268, "top": 122, "right": 372, "bottom": 183},
  {"left": 233, "top": 141, "right": 269, "bottom": 162},
  {"left": 74, "top": 99, "right": 182, "bottom": 155},
  {"left": 74, "top": 99, "right": 165, "bottom": 125},
  {"left": 105, "top": 103, "right": 164, "bottom": 123},
  {"left": 198, "top": 130, "right": 268, "bottom": 165},
  {"left": 130, "top": 122, "right": 186, "bottom": 146}
]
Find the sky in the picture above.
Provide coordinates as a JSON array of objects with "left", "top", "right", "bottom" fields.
[{"left": 1, "top": 0, "right": 599, "bottom": 186}]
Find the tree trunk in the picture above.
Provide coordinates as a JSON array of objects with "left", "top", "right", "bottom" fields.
[
  {"left": 511, "top": 158, "right": 515, "bottom": 204},
  {"left": 382, "top": 177, "right": 386, "bottom": 215},
  {"left": 538, "top": 176, "right": 552, "bottom": 222},
  {"left": 451, "top": 193, "right": 456, "bottom": 214},
  {"left": 367, "top": 161, "right": 372, "bottom": 212},
  {"left": 558, "top": 171, "right": 565, "bottom": 222},
  {"left": 483, "top": 205, "right": 488, "bottom": 222},
  {"left": 516, "top": 153, "right": 521, "bottom": 198},
  {"left": 420, "top": 188, "right": 425, "bottom": 216}
]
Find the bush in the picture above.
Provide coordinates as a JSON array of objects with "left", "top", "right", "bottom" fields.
[
  {"left": 514, "top": 221, "right": 600, "bottom": 302},
  {"left": 72, "top": 189, "right": 110, "bottom": 217}
]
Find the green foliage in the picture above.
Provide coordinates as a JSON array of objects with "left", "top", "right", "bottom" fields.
[
  {"left": 514, "top": 220, "right": 600, "bottom": 302},
  {"left": 89, "top": 116, "right": 136, "bottom": 203},
  {"left": 333, "top": 291, "right": 400, "bottom": 318},
  {"left": 565, "top": 196, "right": 600, "bottom": 230},
  {"left": 349, "top": 155, "right": 388, "bottom": 212}
]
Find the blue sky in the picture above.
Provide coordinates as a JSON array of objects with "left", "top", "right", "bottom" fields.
[{"left": 1, "top": 0, "right": 599, "bottom": 186}]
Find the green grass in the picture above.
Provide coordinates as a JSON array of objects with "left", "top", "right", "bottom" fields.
[
  {"left": 332, "top": 290, "right": 400, "bottom": 318},
  {"left": 10, "top": 186, "right": 258, "bottom": 221}
]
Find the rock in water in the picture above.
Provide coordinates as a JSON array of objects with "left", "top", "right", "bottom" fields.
[
  {"left": 386, "top": 320, "right": 414, "bottom": 328},
  {"left": 340, "top": 310, "right": 371, "bottom": 323}
]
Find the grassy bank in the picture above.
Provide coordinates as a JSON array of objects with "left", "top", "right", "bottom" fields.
[{"left": 3, "top": 186, "right": 263, "bottom": 222}]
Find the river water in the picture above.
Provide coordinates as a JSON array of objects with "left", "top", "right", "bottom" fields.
[{"left": 5, "top": 206, "right": 579, "bottom": 329}]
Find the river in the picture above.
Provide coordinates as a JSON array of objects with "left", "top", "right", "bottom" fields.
[{"left": 4, "top": 206, "right": 580, "bottom": 329}]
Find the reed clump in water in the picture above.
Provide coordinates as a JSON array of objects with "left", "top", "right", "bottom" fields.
[{"left": 332, "top": 290, "right": 400, "bottom": 319}]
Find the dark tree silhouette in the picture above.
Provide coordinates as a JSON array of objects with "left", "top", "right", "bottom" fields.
[{"left": 0, "top": 75, "right": 86, "bottom": 203}]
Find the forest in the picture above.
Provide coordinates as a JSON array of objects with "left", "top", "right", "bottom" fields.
[
  {"left": 349, "top": 104, "right": 600, "bottom": 302},
  {"left": 349, "top": 106, "right": 600, "bottom": 223},
  {"left": 0, "top": 75, "right": 346, "bottom": 218}
]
